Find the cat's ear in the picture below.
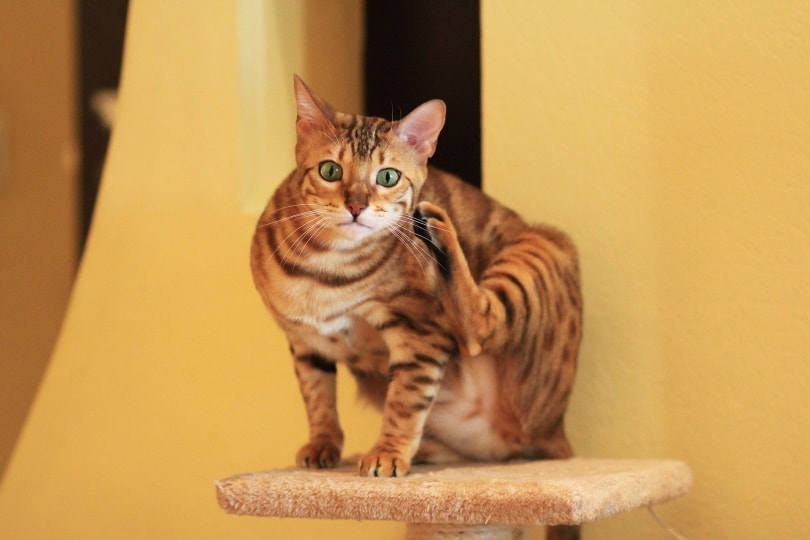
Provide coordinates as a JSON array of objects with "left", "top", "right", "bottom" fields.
[
  {"left": 395, "top": 100, "right": 446, "bottom": 162},
  {"left": 293, "top": 75, "right": 336, "bottom": 135}
]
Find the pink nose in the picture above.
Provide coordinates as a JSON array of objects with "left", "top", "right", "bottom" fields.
[{"left": 346, "top": 201, "right": 366, "bottom": 218}]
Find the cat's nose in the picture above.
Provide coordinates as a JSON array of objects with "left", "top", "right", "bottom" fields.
[{"left": 346, "top": 199, "right": 367, "bottom": 219}]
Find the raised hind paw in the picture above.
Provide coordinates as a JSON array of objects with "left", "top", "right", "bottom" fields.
[
  {"left": 412, "top": 202, "right": 457, "bottom": 278},
  {"left": 358, "top": 447, "right": 411, "bottom": 477},
  {"left": 295, "top": 439, "right": 342, "bottom": 469}
]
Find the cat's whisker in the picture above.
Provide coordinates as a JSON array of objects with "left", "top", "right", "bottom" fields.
[
  {"left": 398, "top": 215, "right": 450, "bottom": 254},
  {"left": 269, "top": 202, "right": 323, "bottom": 213},
  {"left": 402, "top": 212, "right": 453, "bottom": 233},
  {"left": 391, "top": 219, "right": 434, "bottom": 258},
  {"left": 394, "top": 215, "right": 442, "bottom": 253},
  {"left": 261, "top": 201, "right": 323, "bottom": 215},
  {"left": 284, "top": 216, "right": 329, "bottom": 260},
  {"left": 273, "top": 219, "right": 322, "bottom": 268},
  {"left": 257, "top": 209, "right": 323, "bottom": 229},
  {"left": 389, "top": 218, "right": 439, "bottom": 275},
  {"left": 271, "top": 214, "right": 327, "bottom": 267},
  {"left": 296, "top": 216, "right": 333, "bottom": 257},
  {"left": 289, "top": 209, "right": 342, "bottom": 253},
  {"left": 387, "top": 224, "right": 429, "bottom": 277}
]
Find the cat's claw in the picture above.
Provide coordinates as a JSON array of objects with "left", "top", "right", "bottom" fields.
[
  {"left": 296, "top": 440, "right": 342, "bottom": 469},
  {"left": 358, "top": 449, "right": 410, "bottom": 477}
]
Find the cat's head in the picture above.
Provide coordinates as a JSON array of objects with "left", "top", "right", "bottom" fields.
[{"left": 289, "top": 75, "right": 445, "bottom": 245}]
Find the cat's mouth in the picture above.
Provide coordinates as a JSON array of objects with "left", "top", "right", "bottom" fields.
[
  {"left": 340, "top": 221, "right": 370, "bottom": 229},
  {"left": 338, "top": 220, "right": 374, "bottom": 237}
]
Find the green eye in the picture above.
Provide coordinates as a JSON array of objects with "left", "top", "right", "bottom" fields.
[
  {"left": 318, "top": 160, "right": 343, "bottom": 182},
  {"left": 376, "top": 168, "right": 401, "bottom": 187}
]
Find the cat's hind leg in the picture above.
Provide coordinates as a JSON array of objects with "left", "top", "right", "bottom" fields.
[
  {"left": 412, "top": 435, "right": 465, "bottom": 465},
  {"left": 413, "top": 202, "right": 489, "bottom": 356},
  {"left": 413, "top": 201, "right": 581, "bottom": 359},
  {"left": 414, "top": 202, "right": 515, "bottom": 356}
]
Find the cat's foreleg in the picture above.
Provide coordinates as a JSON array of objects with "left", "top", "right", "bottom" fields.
[
  {"left": 290, "top": 349, "right": 344, "bottom": 469},
  {"left": 358, "top": 339, "right": 448, "bottom": 477}
]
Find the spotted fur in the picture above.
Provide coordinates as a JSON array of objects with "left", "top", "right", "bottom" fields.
[{"left": 251, "top": 77, "right": 583, "bottom": 487}]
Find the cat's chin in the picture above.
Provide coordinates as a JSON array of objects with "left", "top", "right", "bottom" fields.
[{"left": 336, "top": 222, "right": 376, "bottom": 241}]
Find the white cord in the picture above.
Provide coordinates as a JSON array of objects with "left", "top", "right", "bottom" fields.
[{"left": 648, "top": 506, "right": 689, "bottom": 540}]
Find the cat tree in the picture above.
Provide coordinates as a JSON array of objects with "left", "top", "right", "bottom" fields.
[{"left": 216, "top": 458, "right": 691, "bottom": 538}]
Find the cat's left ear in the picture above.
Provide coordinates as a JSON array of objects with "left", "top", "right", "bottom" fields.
[
  {"left": 293, "top": 75, "right": 336, "bottom": 136},
  {"left": 395, "top": 100, "right": 446, "bottom": 162}
]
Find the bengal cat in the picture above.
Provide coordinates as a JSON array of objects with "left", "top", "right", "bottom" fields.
[{"left": 251, "top": 77, "right": 583, "bottom": 488}]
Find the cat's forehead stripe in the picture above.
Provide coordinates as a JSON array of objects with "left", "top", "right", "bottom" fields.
[{"left": 342, "top": 116, "right": 391, "bottom": 160}]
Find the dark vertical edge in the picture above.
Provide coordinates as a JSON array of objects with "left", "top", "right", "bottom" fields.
[
  {"left": 363, "top": 0, "right": 481, "bottom": 188},
  {"left": 76, "top": 0, "right": 129, "bottom": 253}
]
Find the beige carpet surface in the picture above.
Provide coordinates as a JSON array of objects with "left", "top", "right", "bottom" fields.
[{"left": 216, "top": 458, "right": 691, "bottom": 526}]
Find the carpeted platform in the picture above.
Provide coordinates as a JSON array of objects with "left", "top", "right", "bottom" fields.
[{"left": 216, "top": 458, "right": 691, "bottom": 526}]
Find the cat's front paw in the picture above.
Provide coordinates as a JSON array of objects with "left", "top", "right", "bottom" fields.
[
  {"left": 296, "top": 439, "right": 342, "bottom": 469},
  {"left": 358, "top": 447, "right": 411, "bottom": 477}
]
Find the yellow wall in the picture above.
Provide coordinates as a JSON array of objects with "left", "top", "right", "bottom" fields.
[
  {"left": 240, "top": 0, "right": 365, "bottom": 213},
  {"left": 483, "top": 1, "right": 810, "bottom": 538},
  {"left": 0, "top": 1, "right": 397, "bottom": 538},
  {"left": 0, "top": 1, "right": 77, "bottom": 480},
  {"left": 3, "top": 1, "right": 809, "bottom": 539}
]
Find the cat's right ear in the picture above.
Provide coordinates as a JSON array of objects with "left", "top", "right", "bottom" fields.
[
  {"left": 293, "top": 75, "right": 336, "bottom": 136},
  {"left": 395, "top": 99, "right": 446, "bottom": 163}
]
